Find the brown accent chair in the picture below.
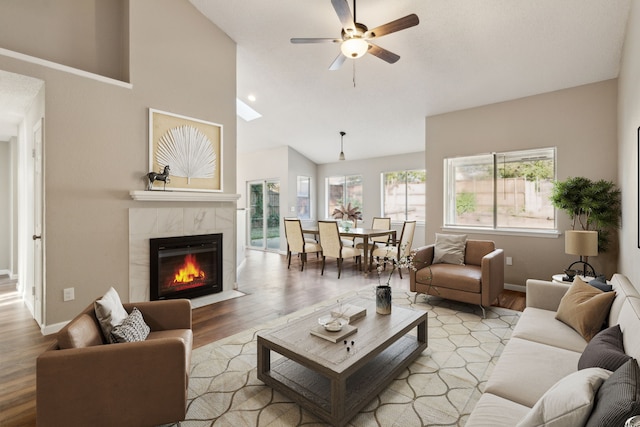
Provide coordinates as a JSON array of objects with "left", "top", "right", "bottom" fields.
[
  {"left": 36, "top": 299, "right": 192, "bottom": 427},
  {"left": 410, "top": 240, "right": 504, "bottom": 317}
]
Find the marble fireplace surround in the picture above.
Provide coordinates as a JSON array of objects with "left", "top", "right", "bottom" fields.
[{"left": 128, "top": 205, "right": 236, "bottom": 303}]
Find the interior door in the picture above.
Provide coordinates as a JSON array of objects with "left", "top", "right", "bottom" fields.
[
  {"left": 247, "top": 180, "right": 280, "bottom": 251},
  {"left": 32, "top": 119, "right": 44, "bottom": 326}
]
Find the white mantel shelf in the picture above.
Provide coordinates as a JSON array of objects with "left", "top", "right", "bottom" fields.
[{"left": 130, "top": 190, "right": 241, "bottom": 202}]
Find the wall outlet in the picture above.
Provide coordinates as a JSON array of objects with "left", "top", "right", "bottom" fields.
[
  {"left": 63, "top": 287, "right": 75, "bottom": 302},
  {"left": 506, "top": 256, "right": 513, "bottom": 266}
]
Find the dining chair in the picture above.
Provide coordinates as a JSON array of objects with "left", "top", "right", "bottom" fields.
[
  {"left": 356, "top": 217, "right": 392, "bottom": 249},
  {"left": 284, "top": 218, "right": 322, "bottom": 271},
  {"left": 372, "top": 220, "right": 416, "bottom": 279},
  {"left": 317, "top": 220, "right": 362, "bottom": 278}
]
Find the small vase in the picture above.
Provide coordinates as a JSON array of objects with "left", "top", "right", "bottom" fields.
[{"left": 376, "top": 285, "right": 392, "bottom": 315}]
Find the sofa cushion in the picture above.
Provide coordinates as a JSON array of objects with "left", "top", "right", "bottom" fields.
[
  {"left": 466, "top": 392, "right": 530, "bottom": 426},
  {"left": 578, "top": 325, "right": 631, "bottom": 371},
  {"left": 110, "top": 307, "right": 151, "bottom": 343},
  {"left": 585, "top": 358, "right": 640, "bottom": 427},
  {"left": 429, "top": 264, "right": 481, "bottom": 293},
  {"left": 617, "top": 297, "right": 640, "bottom": 361},
  {"left": 94, "top": 287, "right": 129, "bottom": 343},
  {"left": 512, "top": 307, "right": 588, "bottom": 353},
  {"left": 432, "top": 233, "right": 466, "bottom": 265},
  {"left": 484, "top": 337, "right": 582, "bottom": 407},
  {"left": 555, "top": 277, "right": 616, "bottom": 342},
  {"left": 516, "top": 367, "right": 611, "bottom": 427},
  {"left": 57, "top": 313, "right": 104, "bottom": 349}
]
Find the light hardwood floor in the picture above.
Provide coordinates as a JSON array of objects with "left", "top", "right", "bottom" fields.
[{"left": 0, "top": 250, "right": 525, "bottom": 426}]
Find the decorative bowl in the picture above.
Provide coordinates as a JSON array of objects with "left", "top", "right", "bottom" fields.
[{"left": 318, "top": 315, "right": 348, "bottom": 332}]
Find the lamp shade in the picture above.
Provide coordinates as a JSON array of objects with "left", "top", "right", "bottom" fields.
[{"left": 565, "top": 230, "right": 598, "bottom": 257}]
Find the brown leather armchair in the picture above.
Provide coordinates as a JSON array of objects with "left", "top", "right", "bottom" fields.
[
  {"left": 36, "top": 299, "right": 192, "bottom": 427},
  {"left": 410, "top": 240, "right": 504, "bottom": 317}
]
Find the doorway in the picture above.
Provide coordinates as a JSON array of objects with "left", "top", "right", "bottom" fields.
[
  {"left": 0, "top": 70, "right": 45, "bottom": 326},
  {"left": 248, "top": 180, "right": 280, "bottom": 251}
]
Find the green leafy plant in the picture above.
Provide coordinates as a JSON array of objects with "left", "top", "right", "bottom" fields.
[
  {"left": 456, "top": 192, "right": 476, "bottom": 215},
  {"left": 550, "top": 177, "right": 621, "bottom": 251}
]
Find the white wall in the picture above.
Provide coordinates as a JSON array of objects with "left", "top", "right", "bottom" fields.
[
  {"left": 0, "top": 140, "right": 10, "bottom": 273},
  {"left": 618, "top": 1, "right": 640, "bottom": 286}
]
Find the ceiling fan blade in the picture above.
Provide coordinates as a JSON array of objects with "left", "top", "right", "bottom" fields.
[
  {"left": 291, "top": 37, "right": 342, "bottom": 44},
  {"left": 366, "top": 14, "right": 419, "bottom": 39},
  {"left": 331, "top": 0, "right": 355, "bottom": 33},
  {"left": 367, "top": 43, "right": 400, "bottom": 64},
  {"left": 329, "top": 53, "right": 347, "bottom": 71}
]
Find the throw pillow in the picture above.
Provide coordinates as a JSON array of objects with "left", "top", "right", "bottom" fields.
[
  {"left": 555, "top": 277, "right": 616, "bottom": 342},
  {"left": 110, "top": 307, "right": 150, "bottom": 343},
  {"left": 589, "top": 278, "right": 613, "bottom": 293},
  {"left": 432, "top": 233, "right": 467, "bottom": 265},
  {"left": 516, "top": 367, "right": 612, "bottom": 427},
  {"left": 94, "top": 286, "right": 129, "bottom": 344},
  {"left": 578, "top": 324, "right": 631, "bottom": 371},
  {"left": 585, "top": 358, "right": 640, "bottom": 427}
]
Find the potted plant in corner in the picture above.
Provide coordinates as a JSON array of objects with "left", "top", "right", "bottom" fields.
[{"left": 550, "top": 176, "right": 621, "bottom": 252}]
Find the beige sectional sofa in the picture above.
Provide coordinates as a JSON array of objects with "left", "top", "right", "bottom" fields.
[{"left": 466, "top": 274, "right": 640, "bottom": 426}]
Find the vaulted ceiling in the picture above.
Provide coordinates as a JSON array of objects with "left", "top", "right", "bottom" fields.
[{"left": 193, "top": 1, "right": 630, "bottom": 164}]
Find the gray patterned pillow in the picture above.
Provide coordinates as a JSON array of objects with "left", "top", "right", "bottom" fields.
[{"left": 110, "top": 307, "right": 150, "bottom": 343}]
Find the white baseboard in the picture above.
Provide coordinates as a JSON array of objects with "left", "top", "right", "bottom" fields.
[
  {"left": 42, "top": 321, "right": 68, "bottom": 336},
  {"left": 505, "top": 282, "right": 526, "bottom": 293},
  {"left": 0, "top": 269, "right": 10, "bottom": 276}
]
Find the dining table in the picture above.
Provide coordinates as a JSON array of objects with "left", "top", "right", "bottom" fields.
[{"left": 302, "top": 226, "right": 396, "bottom": 274}]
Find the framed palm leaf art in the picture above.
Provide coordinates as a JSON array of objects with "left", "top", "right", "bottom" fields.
[{"left": 148, "top": 108, "right": 223, "bottom": 192}]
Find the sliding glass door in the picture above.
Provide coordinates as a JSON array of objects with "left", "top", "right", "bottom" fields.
[{"left": 248, "top": 180, "right": 280, "bottom": 251}]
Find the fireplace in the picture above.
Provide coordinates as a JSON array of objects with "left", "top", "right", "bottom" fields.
[{"left": 149, "top": 234, "right": 223, "bottom": 301}]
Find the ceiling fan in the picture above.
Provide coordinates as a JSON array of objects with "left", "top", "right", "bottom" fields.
[{"left": 291, "top": 0, "right": 419, "bottom": 70}]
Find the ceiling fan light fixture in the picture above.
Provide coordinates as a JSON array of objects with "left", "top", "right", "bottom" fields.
[{"left": 341, "top": 38, "right": 368, "bottom": 58}]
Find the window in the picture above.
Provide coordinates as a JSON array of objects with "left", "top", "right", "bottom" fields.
[
  {"left": 296, "top": 176, "right": 311, "bottom": 219},
  {"left": 382, "top": 170, "right": 426, "bottom": 222},
  {"left": 444, "top": 148, "right": 556, "bottom": 231},
  {"left": 326, "top": 175, "right": 363, "bottom": 217}
]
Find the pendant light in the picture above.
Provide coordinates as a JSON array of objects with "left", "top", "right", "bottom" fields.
[{"left": 339, "top": 131, "right": 346, "bottom": 161}]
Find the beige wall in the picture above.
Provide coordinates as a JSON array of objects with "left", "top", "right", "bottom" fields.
[
  {"left": 426, "top": 80, "right": 618, "bottom": 286},
  {"left": 0, "top": 0, "right": 128, "bottom": 81},
  {"left": 0, "top": 0, "right": 236, "bottom": 326},
  {"left": 618, "top": 1, "right": 640, "bottom": 286}
]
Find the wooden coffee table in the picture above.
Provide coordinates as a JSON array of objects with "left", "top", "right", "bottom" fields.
[{"left": 257, "top": 297, "right": 428, "bottom": 426}]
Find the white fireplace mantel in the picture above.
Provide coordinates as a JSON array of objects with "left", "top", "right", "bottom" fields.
[{"left": 130, "top": 190, "right": 241, "bottom": 202}]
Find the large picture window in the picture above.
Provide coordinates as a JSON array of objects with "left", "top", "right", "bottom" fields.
[
  {"left": 326, "top": 175, "right": 363, "bottom": 218},
  {"left": 382, "top": 170, "right": 426, "bottom": 222},
  {"left": 444, "top": 148, "right": 556, "bottom": 231}
]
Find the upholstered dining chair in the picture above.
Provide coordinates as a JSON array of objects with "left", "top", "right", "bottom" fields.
[
  {"left": 356, "top": 217, "right": 392, "bottom": 249},
  {"left": 372, "top": 220, "right": 416, "bottom": 279},
  {"left": 317, "top": 220, "right": 362, "bottom": 278},
  {"left": 284, "top": 218, "right": 322, "bottom": 271}
]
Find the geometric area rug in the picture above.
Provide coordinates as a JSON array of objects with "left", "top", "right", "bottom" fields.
[{"left": 164, "top": 287, "right": 520, "bottom": 427}]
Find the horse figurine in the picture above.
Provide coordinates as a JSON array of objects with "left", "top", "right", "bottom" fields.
[{"left": 147, "top": 165, "right": 170, "bottom": 190}]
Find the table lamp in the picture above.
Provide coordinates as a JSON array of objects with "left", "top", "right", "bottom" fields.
[{"left": 565, "top": 230, "right": 598, "bottom": 278}]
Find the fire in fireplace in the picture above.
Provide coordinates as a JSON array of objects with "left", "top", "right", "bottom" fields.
[{"left": 149, "top": 234, "right": 223, "bottom": 300}]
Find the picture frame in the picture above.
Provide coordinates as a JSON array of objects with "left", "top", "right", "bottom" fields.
[{"left": 148, "top": 108, "right": 223, "bottom": 192}]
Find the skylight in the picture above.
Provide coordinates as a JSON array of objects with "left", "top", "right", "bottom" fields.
[{"left": 236, "top": 98, "right": 262, "bottom": 122}]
